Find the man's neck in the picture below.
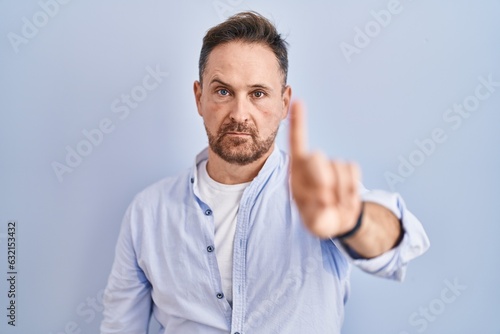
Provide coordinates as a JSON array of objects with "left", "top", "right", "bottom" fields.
[{"left": 206, "top": 145, "right": 275, "bottom": 185}]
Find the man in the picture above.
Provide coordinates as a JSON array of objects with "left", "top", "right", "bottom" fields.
[{"left": 101, "top": 11, "right": 429, "bottom": 334}]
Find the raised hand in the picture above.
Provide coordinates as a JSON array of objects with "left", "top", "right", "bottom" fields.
[{"left": 289, "top": 100, "right": 363, "bottom": 239}]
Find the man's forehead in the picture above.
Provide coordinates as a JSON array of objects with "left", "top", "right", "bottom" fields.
[{"left": 202, "top": 41, "right": 283, "bottom": 85}]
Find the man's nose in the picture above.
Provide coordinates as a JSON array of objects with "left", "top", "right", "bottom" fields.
[{"left": 229, "top": 95, "right": 250, "bottom": 122}]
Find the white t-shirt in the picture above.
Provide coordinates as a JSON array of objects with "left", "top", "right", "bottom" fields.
[{"left": 197, "top": 159, "right": 250, "bottom": 306}]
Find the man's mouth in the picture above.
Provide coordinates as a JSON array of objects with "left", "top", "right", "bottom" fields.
[{"left": 225, "top": 132, "right": 251, "bottom": 136}]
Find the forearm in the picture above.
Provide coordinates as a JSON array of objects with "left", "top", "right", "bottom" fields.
[{"left": 341, "top": 201, "right": 403, "bottom": 259}]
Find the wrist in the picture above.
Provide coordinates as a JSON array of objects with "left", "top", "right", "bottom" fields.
[{"left": 337, "top": 202, "right": 364, "bottom": 239}]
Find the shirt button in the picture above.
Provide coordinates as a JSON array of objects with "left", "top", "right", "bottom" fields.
[
  {"left": 190, "top": 177, "right": 194, "bottom": 184},
  {"left": 207, "top": 245, "right": 214, "bottom": 252},
  {"left": 234, "top": 332, "right": 240, "bottom": 334},
  {"left": 216, "top": 292, "right": 224, "bottom": 299},
  {"left": 205, "top": 209, "right": 212, "bottom": 216}
]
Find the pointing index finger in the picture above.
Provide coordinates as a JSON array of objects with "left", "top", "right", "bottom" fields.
[{"left": 289, "top": 100, "right": 307, "bottom": 159}]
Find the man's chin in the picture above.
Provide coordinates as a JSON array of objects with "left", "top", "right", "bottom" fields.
[
  {"left": 210, "top": 145, "right": 255, "bottom": 165},
  {"left": 209, "top": 134, "right": 276, "bottom": 165},
  {"left": 221, "top": 135, "right": 251, "bottom": 146},
  {"left": 221, "top": 149, "right": 256, "bottom": 165}
]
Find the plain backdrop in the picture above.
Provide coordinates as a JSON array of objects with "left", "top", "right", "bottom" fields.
[{"left": 1, "top": 1, "right": 499, "bottom": 333}]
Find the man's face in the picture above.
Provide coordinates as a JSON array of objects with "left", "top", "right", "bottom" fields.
[{"left": 194, "top": 41, "right": 291, "bottom": 165}]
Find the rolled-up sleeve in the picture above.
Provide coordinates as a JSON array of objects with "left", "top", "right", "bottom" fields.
[
  {"left": 333, "top": 189, "right": 430, "bottom": 282},
  {"left": 101, "top": 202, "right": 152, "bottom": 334}
]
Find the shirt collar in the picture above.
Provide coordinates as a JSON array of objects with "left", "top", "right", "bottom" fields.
[{"left": 190, "top": 144, "right": 282, "bottom": 187}]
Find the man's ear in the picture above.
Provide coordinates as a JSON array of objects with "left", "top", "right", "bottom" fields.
[
  {"left": 281, "top": 85, "right": 292, "bottom": 120},
  {"left": 193, "top": 81, "right": 203, "bottom": 116}
]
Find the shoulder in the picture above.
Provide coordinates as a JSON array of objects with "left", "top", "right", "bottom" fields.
[{"left": 129, "top": 167, "right": 193, "bottom": 212}]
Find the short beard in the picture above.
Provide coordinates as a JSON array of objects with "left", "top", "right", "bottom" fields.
[{"left": 205, "top": 120, "right": 278, "bottom": 165}]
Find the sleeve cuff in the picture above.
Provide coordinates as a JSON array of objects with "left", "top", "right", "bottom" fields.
[{"left": 333, "top": 189, "right": 430, "bottom": 282}]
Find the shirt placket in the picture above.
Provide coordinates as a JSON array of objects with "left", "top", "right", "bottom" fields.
[
  {"left": 230, "top": 184, "right": 257, "bottom": 334},
  {"left": 191, "top": 175, "right": 233, "bottom": 327}
]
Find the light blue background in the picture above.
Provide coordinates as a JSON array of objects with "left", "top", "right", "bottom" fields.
[{"left": 1, "top": 1, "right": 499, "bottom": 333}]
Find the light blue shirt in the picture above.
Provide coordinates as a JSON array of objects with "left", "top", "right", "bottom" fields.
[{"left": 101, "top": 147, "right": 430, "bottom": 334}]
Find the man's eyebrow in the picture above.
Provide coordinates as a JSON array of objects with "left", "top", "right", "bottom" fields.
[
  {"left": 249, "top": 83, "right": 273, "bottom": 92},
  {"left": 209, "top": 78, "right": 274, "bottom": 92},
  {"left": 209, "top": 78, "right": 232, "bottom": 88}
]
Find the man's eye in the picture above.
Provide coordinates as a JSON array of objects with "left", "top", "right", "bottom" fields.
[
  {"left": 217, "top": 89, "right": 229, "bottom": 96},
  {"left": 253, "top": 91, "right": 265, "bottom": 98}
]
